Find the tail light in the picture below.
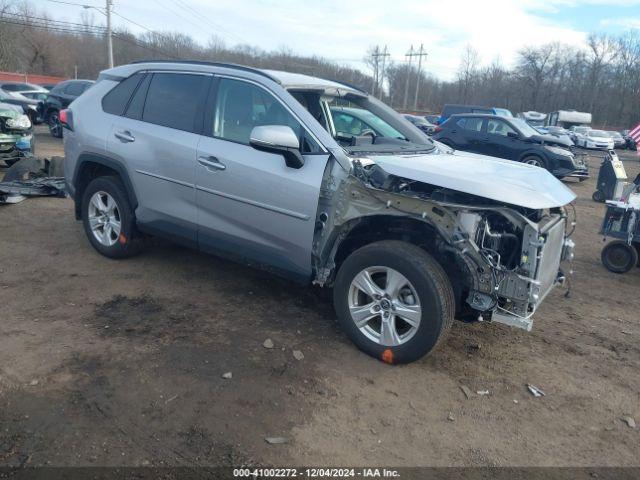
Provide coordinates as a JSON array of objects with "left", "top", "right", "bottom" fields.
[{"left": 60, "top": 109, "right": 73, "bottom": 131}]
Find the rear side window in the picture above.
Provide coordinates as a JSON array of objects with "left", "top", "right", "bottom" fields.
[
  {"left": 102, "top": 73, "right": 144, "bottom": 116},
  {"left": 461, "top": 117, "right": 483, "bottom": 132},
  {"left": 142, "top": 73, "right": 208, "bottom": 133}
]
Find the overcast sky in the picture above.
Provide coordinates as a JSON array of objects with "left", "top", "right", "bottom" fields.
[{"left": 34, "top": 0, "right": 640, "bottom": 80}]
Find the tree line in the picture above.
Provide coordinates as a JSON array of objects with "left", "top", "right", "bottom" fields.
[{"left": 1, "top": 0, "right": 638, "bottom": 129}]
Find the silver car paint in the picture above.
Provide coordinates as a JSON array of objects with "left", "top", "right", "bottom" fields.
[
  {"left": 64, "top": 62, "right": 576, "bottom": 332},
  {"left": 365, "top": 149, "right": 576, "bottom": 209}
]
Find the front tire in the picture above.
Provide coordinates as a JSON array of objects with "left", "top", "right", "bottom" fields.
[
  {"left": 81, "top": 176, "right": 142, "bottom": 259},
  {"left": 523, "top": 156, "right": 546, "bottom": 169},
  {"left": 601, "top": 240, "right": 638, "bottom": 274},
  {"left": 333, "top": 241, "right": 454, "bottom": 364}
]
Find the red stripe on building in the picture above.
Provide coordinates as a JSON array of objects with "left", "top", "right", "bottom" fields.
[{"left": 0, "top": 71, "right": 68, "bottom": 85}]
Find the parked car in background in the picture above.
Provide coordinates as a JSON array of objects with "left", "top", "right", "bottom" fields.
[
  {"left": 569, "top": 125, "right": 590, "bottom": 144},
  {"left": 424, "top": 114, "right": 439, "bottom": 124},
  {"left": 437, "top": 104, "right": 513, "bottom": 125},
  {"left": 621, "top": 130, "right": 638, "bottom": 151},
  {"left": 403, "top": 114, "right": 436, "bottom": 134},
  {"left": 605, "top": 131, "right": 625, "bottom": 149},
  {"left": 0, "top": 82, "right": 47, "bottom": 94},
  {"left": 433, "top": 113, "right": 587, "bottom": 179},
  {"left": 575, "top": 129, "right": 615, "bottom": 150},
  {"left": 539, "top": 125, "right": 574, "bottom": 146},
  {"left": 42, "top": 79, "right": 94, "bottom": 138},
  {"left": 0, "top": 102, "right": 34, "bottom": 166},
  {"left": 0, "top": 89, "right": 42, "bottom": 125},
  {"left": 63, "top": 61, "right": 576, "bottom": 363},
  {"left": 38, "top": 83, "right": 58, "bottom": 91},
  {"left": 517, "top": 111, "right": 546, "bottom": 127}
]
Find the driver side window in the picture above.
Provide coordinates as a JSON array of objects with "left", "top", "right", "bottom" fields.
[
  {"left": 487, "top": 119, "right": 516, "bottom": 137},
  {"left": 212, "top": 78, "right": 321, "bottom": 153}
]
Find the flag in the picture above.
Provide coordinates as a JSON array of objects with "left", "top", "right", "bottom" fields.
[{"left": 630, "top": 122, "right": 640, "bottom": 155}]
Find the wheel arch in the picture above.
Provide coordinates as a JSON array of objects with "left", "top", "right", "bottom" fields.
[
  {"left": 72, "top": 153, "right": 137, "bottom": 220},
  {"left": 320, "top": 214, "right": 473, "bottom": 313}
]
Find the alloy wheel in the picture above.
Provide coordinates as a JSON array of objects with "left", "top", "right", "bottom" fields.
[
  {"left": 87, "top": 191, "right": 121, "bottom": 246},
  {"left": 348, "top": 266, "right": 421, "bottom": 346}
]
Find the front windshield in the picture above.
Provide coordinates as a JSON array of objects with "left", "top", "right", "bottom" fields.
[
  {"left": 329, "top": 100, "right": 405, "bottom": 140},
  {"left": 589, "top": 130, "right": 608, "bottom": 138},
  {"left": 510, "top": 118, "right": 539, "bottom": 137}
]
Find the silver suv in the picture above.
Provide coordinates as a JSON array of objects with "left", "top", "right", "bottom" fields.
[{"left": 64, "top": 61, "right": 576, "bottom": 364}]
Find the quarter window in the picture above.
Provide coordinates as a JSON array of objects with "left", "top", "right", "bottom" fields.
[
  {"left": 142, "top": 73, "right": 208, "bottom": 133},
  {"left": 212, "top": 78, "right": 321, "bottom": 153},
  {"left": 102, "top": 73, "right": 144, "bottom": 116}
]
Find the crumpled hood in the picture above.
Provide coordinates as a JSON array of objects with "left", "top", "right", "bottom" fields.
[
  {"left": 531, "top": 133, "right": 572, "bottom": 148},
  {"left": 367, "top": 149, "right": 576, "bottom": 209},
  {"left": 0, "top": 103, "right": 22, "bottom": 119}
]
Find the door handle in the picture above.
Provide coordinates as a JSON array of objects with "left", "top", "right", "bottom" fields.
[
  {"left": 198, "top": 155, "right": 226, "bottom": 171},
  {"left": 114, "top": 130, "right": 135, "bottom": 143}
]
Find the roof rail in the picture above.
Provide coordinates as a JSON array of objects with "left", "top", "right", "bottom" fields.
[{"left": 130, "top": 60, "right": 281, "bottom": 83}]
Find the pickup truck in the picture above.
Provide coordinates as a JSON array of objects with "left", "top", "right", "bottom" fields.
[{"left": 63, "top": 61, "right": 576, "bottom": 363}]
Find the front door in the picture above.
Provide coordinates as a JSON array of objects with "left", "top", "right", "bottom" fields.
[{"left": 195, "top": 77, "right": 329, "bottom": 281}]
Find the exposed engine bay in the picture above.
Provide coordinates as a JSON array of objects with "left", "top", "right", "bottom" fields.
[{"left": 313, "top": 158, "right": 575, "bottom": 332}]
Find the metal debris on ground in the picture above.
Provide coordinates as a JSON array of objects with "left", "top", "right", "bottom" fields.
[
  {"left": 476, "top": 390, "right": 490, "bottom": 396},
  {"left": 263, "top": 338, "right": 274, "bottom": 349},
  {"left": 265, "top": 437, "right": 288, "bottom": 444},
  {"left": 0, "top": 155, "right": 66, "bottom": 204},
  {"left": 527, "top": 384, "right": 545, "bottom": 397}
]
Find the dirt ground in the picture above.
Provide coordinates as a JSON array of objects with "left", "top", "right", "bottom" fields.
[{"left": 0, "top": 126, "right": 639, "bottom": 468}]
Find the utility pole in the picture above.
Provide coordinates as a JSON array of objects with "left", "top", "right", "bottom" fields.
[
  {"left": 378, "top": 45, "right": 389, "bottom": 99},
  {"left": 410, "top": 44, "right": 427, "bottom": 111},
  {"left": 370, "top": 46, "right": 379, "bottom": 97},
  {"left": 370, "top": 46, "right": 390, "bottom": 98},
  {"left": 402, "top": 45, "right": 413, "bottom": 110},
  {"left": 106, "top": 0, "right": 114, "bottom": 68}
]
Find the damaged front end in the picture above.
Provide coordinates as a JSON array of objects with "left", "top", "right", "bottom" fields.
[
  {"left": 313, "top": 155, "right": 575, "bottom": 332},
  {"left": 0, "top": 104, "right": 34, "bottom": 166}
]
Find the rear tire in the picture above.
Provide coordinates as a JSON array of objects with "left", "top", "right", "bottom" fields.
[
  {"left": 601, "top": 240, "right": 638, "bottom": 274},
  {"left": 81, "top": 176, "right": 142, "bottom": 259},
  {"left": 333, "top": 240, "right": 454, "bottom": 364}
]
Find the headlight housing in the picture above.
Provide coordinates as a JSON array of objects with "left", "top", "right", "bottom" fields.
[
  {"left": 544, "top": 145, "right": 573, "bottom": 157},
  {"left": 5, "top": 114, "right": 32, "bottom": 130}
]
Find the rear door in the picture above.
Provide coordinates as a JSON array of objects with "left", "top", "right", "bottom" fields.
[
  {"left": 457, "top": 116, "right": 486, "bottom": 153},
  {"left": 106, "top": 71, "right": 211, "bottom": 246},
  {"left": 195, "top": 76, "right": 329, "bottom": 281}
]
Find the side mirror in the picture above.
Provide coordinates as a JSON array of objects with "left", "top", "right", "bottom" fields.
[
  {"left": 249, "top": 125, "right": 304, "bottom": 169},
  {"left": 507, "top": 131, "right": 519, "bottom": 139}
]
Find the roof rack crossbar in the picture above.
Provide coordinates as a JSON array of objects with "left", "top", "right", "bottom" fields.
[{"left": 130, "top": 60, "right": 281, "bottom": 83}]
